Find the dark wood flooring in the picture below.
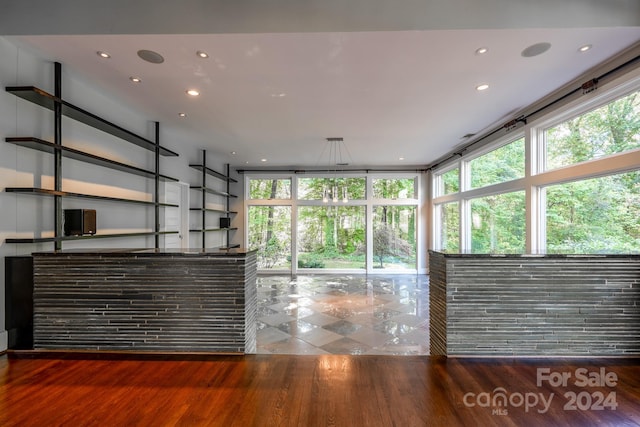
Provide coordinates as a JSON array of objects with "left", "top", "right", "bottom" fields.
[{"left": 1, "top": 352, "right": 639, "bottom": 426}]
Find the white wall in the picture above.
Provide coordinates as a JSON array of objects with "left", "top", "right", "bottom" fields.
[{"left": 0, "top": 36, "right": 228, "bottom": 351}]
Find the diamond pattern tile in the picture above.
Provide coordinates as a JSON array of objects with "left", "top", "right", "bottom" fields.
[{"left": 256, "top": 274, "right": 429, "bottom": 355}]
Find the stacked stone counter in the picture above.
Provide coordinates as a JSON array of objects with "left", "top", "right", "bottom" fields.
[
  {"left": 429, "top": 251, "right": 640, "bottom": 357},
  {"left": 32, "top": 248, "right": 257, "bottom": 353}
]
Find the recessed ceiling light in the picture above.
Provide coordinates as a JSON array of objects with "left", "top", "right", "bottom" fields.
[
  {"left": 129, "top": 76, "right": 142, "bottom": 83},
  {"left": 578, "top": 44, "right": 592, "bottom": 53},
  {"left": 399, "top": 157, "right": 405, "bottom": 161},
  {"left": 137, "top": 49, "right": 164, "bottom": 64},
  {"left": 475, "top": 47, "right": 488, "bottom": 55},
  {"left": 476, "top": 84, "right": 489, "bottom": 91},
  {"left": 97, "top": 51, "right": 111, "bottom": 59},
  {"left": 186, "top": 89, "right": 200, "bottom": 96},
  {"left": 521, "top": 42, "right": 551, "bottom": 58},
  {"left": 231, "top": 151, "right": 236, "bottom": 155},
  {"left": 261, "top": 158, "right": 267, "bottom": 162},
  {"left": 271, "top": 93, "right": 286, "bottom": 98},
  {"left": 178, "top": 112, "right": 186, "bottom": 117},
  {"left": 196, "top": 50, "right": 209, "bottom": 58}
]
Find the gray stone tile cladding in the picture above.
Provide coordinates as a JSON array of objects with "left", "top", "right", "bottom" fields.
[{"left": 33, "top": 252, "right": 257, "bottom": 353}]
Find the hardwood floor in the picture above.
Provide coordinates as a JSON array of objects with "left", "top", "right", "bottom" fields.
[{"left": 1, "top": 352, "right": 639, "bottom": 426}]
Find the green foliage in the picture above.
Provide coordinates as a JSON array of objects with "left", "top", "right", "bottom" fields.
[
  {"left": 456, "top": 90, "right": 640, "bottom": 254},
  {"left": 373, "top": 224, "right": 413, "bottom": 268},
  {"left": 441, "top": 168, "right": 459, "bottom": 194},
  {"left": 372, "top": 178, "right": 416, "bottom": 198},
  {"left": 297, "top": 254, "right": 325, "bottom": 268},
  {"left": 298, "top": 177, "right": 366, "bottom": 200},
  {"left": 441, "top": 202, "right": 459, "bottom": 252},
  {"left": 470, "top": 138, "right": 525, "bottom": 189},
  {"left": 248, "top": 204, "right": 291, "bottom": 269},
  {"left": 542, "top": 90, "right": 640, "bottom": 253},
  {"left": 470, "top": 191, "right": 526, "bottom": 253},
  {"left": 249, "top": 179, "right": 291, "bottom": 199},
  {"left": 373, "top": 205, "right": 417, "bottom": 268},
  {"left": 546, "top": 172, "right": 640, "bottom": 253},
  {"left": 546, "top": 90, "right": 640, "bottom": 169}
]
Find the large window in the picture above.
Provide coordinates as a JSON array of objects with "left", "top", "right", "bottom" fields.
[
  {"left": 248, "top": 206, "right": 291, "bottom": 269},
  {"left": 372, "top": 178, "right": 416, "bottom": 199},
  {"left": 545, "top": 171, "right": 640, "bottom": 253},
  {"left": 433, "top": 77, "right": 640, "bottom": 255},
  {"left": 373, "top": 205, "right": 416, "bottom": 270},
  {"left": 298, "top": 177, "right": 366, "bottom": 200},
  {"left": 247, "top": 175, "right": 419, "bottom": 273},
  {"left": 470, "top": 191, "right": 525, "bottom": 253},
  {"left": 249, "top": 178, "right": 291, "bottom": 199},
  {"left": 436, "top": 167, "right": 459, "bottom": 197},
  {"left": 438, "top": 202, "right": 459, "bottom": 252},
  {"left": 298, "top": 206, "right": 365, "bottom": 269},
  {"left": 469, "top": 137, "right": 525, "bottom": 189},
  {"left": 545, "top": 89, "right": 640, "bottom": 171}
]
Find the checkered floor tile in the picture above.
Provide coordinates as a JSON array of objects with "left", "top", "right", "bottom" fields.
[{"left": 256, "top": 274, "right": 429, "bottom": 355}]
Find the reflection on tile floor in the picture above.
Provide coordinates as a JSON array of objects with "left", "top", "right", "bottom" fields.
[{"left": 256, "top": 275, "right": 429, "bottom": 355}]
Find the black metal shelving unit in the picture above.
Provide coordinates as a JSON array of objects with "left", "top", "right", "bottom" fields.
[
  {"left": 5, "top": 188, "right": 178, "bottom": 207},
  {"left": 5, "top": 137, "right": 178, "bottom": 182},
  {"left": 189, "top": 150, "right": 239, "bottom": 250},
  {"left": 5, "top": 86, "right": 178, "bottom": 157},
  {"left": 6, "top": 231, "right": 178, "bottom": 244},
  {"left": 4, "top": 63, "right": 179, "bottom": 249}
]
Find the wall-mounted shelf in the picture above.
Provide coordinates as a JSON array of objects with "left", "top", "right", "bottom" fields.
[
  {"left": 190, "top": 151, "right": 237, "bottom": 250},
  {"left": 5, "top": 188, "right": 178, "bottom": 207},
  {"left": 5, "top": 137, "right": 178, "bottom": 182},
  {"left": 5, "top": 63, "right": 180, "bottom": 249},
  {"left": 6, "top": 231, "right": 178, "bottom": 244},
  {"left": 189, "top": 164, "right": 238, "bottom": 183},
  {"left": 189, "top": 186, "right": 238, "bottom": 198},
  {"left": 189, "top": 207, "right": 238, "bottom": 214},
  {"left": 189, "top": 227, "right": 238, "bottom": 233},
  {"left": 6, "top": 86, "right": 178, "bottom": 157},
  {"left": 220, "top": 244, "right": 241, "bottom": 249}
]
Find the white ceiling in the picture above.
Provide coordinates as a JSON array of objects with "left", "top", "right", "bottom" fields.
[{"left": 4, "top": 5, "right": 640, "bottom": 169}]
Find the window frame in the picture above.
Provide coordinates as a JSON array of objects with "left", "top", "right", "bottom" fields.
[
  {"left": 431, "top": 68, "right": 640, "bottom": 254},
  {"left": 246, "top": 172, "right": 422, "bottom": 274}
]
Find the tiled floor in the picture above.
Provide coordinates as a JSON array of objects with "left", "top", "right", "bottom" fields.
[{"left": 256, "top": 274, "right": 430, "bottom": 355}]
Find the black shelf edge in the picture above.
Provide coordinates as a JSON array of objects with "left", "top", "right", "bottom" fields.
[
  {"left": 6, "top": 86, "right": 179, "bottom": 157},
  {"left": 189, "top": 186, "right": 238, "bottom": 198},
  {"left": 5, "top": 187, "right": 178, "bottom": 207},
  {"left": 220, "top": 244, "right": 241, "bottom": 249},
  {"left": 188, "top": 208, "right": 237, "bottom": 214},
  {"left": 6, "top": 230, "right": 179, "bottom": 244},
  {"left": 189, "top": 227, "right": 238, "bottom": 233},
  {"left": 5, "top": 137, "right": 178, "bottom": 182},
  {"left": 189, "top": 164, "right": 237, "bottom": 183}
]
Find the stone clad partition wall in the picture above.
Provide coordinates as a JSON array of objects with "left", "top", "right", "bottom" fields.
[
  {"left": 32, "top": 249, "right": 257, "bottom": 353},
  {"left": 429, "top": 251, "right": 640, "bottom": 357}
]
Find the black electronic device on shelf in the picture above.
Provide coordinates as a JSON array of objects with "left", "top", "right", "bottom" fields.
[{"left": 63, "top": 209, "right": 96, "bottom": 236}]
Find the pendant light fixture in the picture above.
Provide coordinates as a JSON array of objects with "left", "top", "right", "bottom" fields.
[{"left": 321, "top": 137, "right": 351, "bottom": 204}]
